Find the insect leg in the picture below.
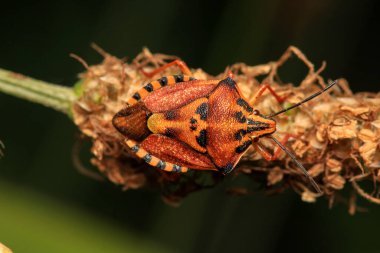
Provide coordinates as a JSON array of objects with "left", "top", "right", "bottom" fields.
[
  {"left": 127, "top": 75, "right": 196, "bottom": 106},
  {"left": 141, "top": 59, "right": 192, "bottom": 78},
  {"left": 252, "top": 134, "right": 296, "bottom": 161},
  {"left": 125, "top": 139, "right": 189, "bottom": 173},
  {"left": 254, "top": 135, "right": 322, "bottom": 193},
  {"left": 249, "top": 84, "right": 287, "bottom": 105}
]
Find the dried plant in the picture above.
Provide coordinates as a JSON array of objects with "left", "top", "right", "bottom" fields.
[
  {"left": 68, "top": 46, "right": 380, "bottom": 211},
  {"left": 1, "top": 46, "right": 379, "bottom": 213}
]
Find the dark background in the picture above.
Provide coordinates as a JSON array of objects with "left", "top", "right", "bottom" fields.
[{"left": 0, "top": 1, "right": 379, "bottom": 252}]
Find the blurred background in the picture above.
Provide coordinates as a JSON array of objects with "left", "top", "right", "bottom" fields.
[{"left": 0, "top": 0, "right": 379, "bottom": 252}]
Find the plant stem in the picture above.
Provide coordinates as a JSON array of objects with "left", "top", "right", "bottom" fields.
[{"left": 0, "top": 68, "right": 77, "bottom": 116}]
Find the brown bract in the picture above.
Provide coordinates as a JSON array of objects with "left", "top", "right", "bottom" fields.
[{"left": 72, "top": 46, "right": 380, "bottom": 211}]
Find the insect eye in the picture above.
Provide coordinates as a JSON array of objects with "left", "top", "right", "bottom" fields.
[{"left": 253, "top": 110, "right": 260, "bottom": 115}]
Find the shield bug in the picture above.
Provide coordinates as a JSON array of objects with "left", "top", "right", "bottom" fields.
[{"left": 113, "top": 60, "right": 336, "bottom": 193}]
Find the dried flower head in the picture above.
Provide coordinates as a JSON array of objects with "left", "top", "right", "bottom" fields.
[{"left": 72, "top": 46, "right": 380, "bottom": 211}]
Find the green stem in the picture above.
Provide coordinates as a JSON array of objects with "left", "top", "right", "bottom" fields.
[{"left": 0, "top": 68, "right": 77, "bottom": 116}]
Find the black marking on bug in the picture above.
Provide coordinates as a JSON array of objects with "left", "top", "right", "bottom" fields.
[
  {"left": 144, "top": 83, "right": 153, "bottom": 92},
  {"left": 190, "top": 118, "right": 197, "bottom": 131},
  {"left": 234, "top": 129, "right": 247, "bottom": 141},
  {"left": 132, "top": 93, "right": 141, "bottom": 100},
  {"left": 174, "top": 75, "right": 184, "bottom": 83},
  {"left": 190, "top": 117, "right": 197, "bottom": 124},
  {"left": 159, "top": 77, "right": 168, "bottom": 86},
  {"left": 131, "top": 145, "right": 140, "bottom": 153},
  {"left": 164, "top": 111, "right": 176, "bottom": 120},
  {"left": 145, "top": 110, "right": 152, "bottom": 120},
  {"left": 114, "top": 108, "right": 130, "bottom": 118},
  {"left": 196, "top": 129, "right": 207, "bottom": 147},
  {"left": 165, "top": 128, "right": 176, "bottom": 138},
  {"left": 220, "top": 163, "right": 234, "bottom": 174},
  {"left": 189, "top": 77, "right": 197, "bottom": 81},
  {"left": 220, "top": 77, "right": 236, "bottom": 88},
  {"left": 247, "top": 126, "right": 268, "bottom": 133},
  {"left": 247, "top": 119, "right": 262, "bottom": 125},
  {"left": 143, "top": 153, "right": 152, "bottom": 163},
  {"left": 236, "top": 98, "right": 253, "bottom": 113},
  {"left": 235, "top": 140, "right": 251, "bottom": 154},
  {"left": 246, "top": 120, "right": 269, "bottom": 132},
  {"left": 234, "top": 132, "right": 242, "bottom": 141},
  {"left": 173, "top": 164, "right": 181, "bottom": 172},
  {"left": 156, "top": 160, "right": 166, "bottom": 170},
  {"left": 234, "top": 111, "right": 246, "bottom": 123},
  {"left": 195, "top": 103, "right": 208, "bottom": 120}
]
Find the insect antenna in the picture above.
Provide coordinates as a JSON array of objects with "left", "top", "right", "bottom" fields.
[
  {"left": 270, "top": 136, "right": 322, "bottom": 194},
  {"left": 267, "top": 80, "right": 337, "bottom": 118}
]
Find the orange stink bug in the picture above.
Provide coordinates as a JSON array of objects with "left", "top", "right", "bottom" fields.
[{"left": 112, "top": 60, "right": 336, "bottom": 193}]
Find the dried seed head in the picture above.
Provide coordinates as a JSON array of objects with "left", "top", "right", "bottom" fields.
[
  {"left": 359, "top": 142, "right": 378, "bottom": 167},
  {"left": 316, "top": 124, "right": 328, "bottom": 143},
  {"left": 325, "top": 174, "right": 346, "bottom": 190},
  {"left": 291, "top": 139, "right": 308, "bottom": 158},
  {"left": 326, "top": 158, "right": 342, "bottom": 173},
  {"left": 371, "top": 119, "right": 380, "bottom": 129},
  {"left": 328, "top": 118, "right": 357, "bottom": 141},
  {"left": 308, "top": 163, "right": 324, "bottom": 178},
  {"left": 72, "top": 46, "right": 380, "bottom": 210},
  {"left": 302, "top": 190, "right": 318, "bottom": 203},
  {"left": 267, "top": 167, "right": 284, "bottom": 186}
]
